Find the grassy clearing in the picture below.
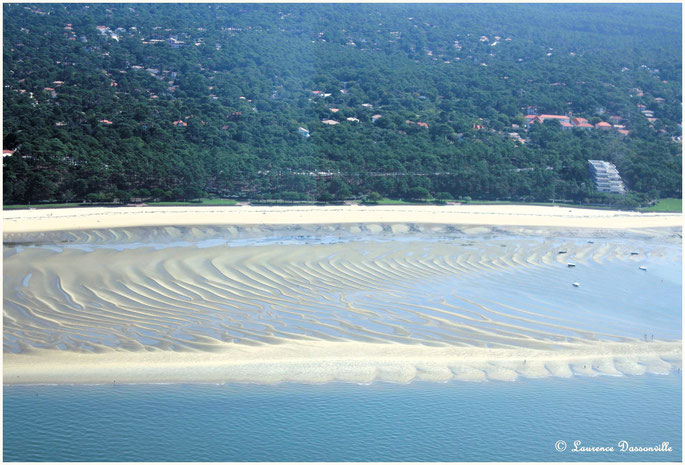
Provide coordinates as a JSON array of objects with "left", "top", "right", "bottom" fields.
[
  {"left": 468, "top": 199, "right": 573, "bottom": 207},
  {"left": 142, "top": 198, "right": 239, "bottom": 206},
  {"left": 3, "top": 203, "right": 82, "bottom": 210},
  {"left": 195, "top": 198, "right": 239, "bottom": 205},
  {"left": 6, "top": 198, "right": 678, "bottom": 211},
  {"left": 466, "top": 200, "right": 622, "bottom": 210},
  {"left": 362, "top": 198, "right": 424, "bottom": 205},
  {"left": 4, "top": 199, "right": 238, "bottom": 209},
  {"left": 641, "top": 198, "right": 682, "bottom": 212}
]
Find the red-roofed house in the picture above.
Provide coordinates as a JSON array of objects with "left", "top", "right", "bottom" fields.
[
  {"left": 560, "top": 121, "right": 573, "bottom": 130},
  {"left": 609, "top": 116, "right": 622, "bottom": 124},
  {"left": 571, "top": 117, "right": 588, "bottom": 126},
  {"left": 524, "top": 115, "right": 540, "bottom": 128},
  {"left": 617, "top": 129, "right": 630, "bottom": 136},
  {"left": 3, "top": 149, "right": 16, "bottom": 157},
  {"left": 538, "top": 114, "right": 571, "bottom": 123},
  {"left": 526, "top": 114, "right": 571, "bottom": 128},
  {"left": 417, "top": 122, "right": 429, "bottom": 128},
  {"left": 595, "top": 122, "right": 612, "bottom": 129},
  {"left": 99, "top": 119, "right": 113, "bottom": 125}
]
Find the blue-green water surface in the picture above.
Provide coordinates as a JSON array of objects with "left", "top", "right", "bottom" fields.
[{"left": 4, "top": 374, "right": 681, "bottom": 462}]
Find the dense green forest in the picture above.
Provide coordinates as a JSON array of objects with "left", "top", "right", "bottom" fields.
[{"left": 3, "top": 4, "right": 682, "bottom": 206}]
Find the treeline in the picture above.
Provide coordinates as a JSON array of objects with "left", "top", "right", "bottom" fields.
[{"left": 3, "top": 4, "right": 681, "bottom": 206}]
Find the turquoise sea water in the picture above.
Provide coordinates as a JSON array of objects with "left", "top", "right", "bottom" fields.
[{"left": 4, "top": 374, "right": 681, "bottom": 462}]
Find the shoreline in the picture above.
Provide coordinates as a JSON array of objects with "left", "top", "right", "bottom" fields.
[
  {"left": 3, "top": 204, "right": 682, "bottom": 234},
  {"left": 4, "top": 340, "right": 681, "bottom": 385},
  {"left": 4, "top": 205, "right": 681, "bottom": 386}
]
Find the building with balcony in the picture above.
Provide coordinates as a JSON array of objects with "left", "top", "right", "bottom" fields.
[{"left": 588, "top": 160, "right": 626, "bottom": 194}]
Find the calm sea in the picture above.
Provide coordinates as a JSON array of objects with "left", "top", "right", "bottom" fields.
[{"left": 4, "top": 374, "right": 681, "bottom": 462}]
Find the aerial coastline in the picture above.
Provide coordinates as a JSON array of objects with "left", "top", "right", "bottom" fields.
[
  {"left": 3, "top": 3, "right": 682, "bottom": 461},
  {"left": 3, "top": 204, "right": 681, "bottom": 386}
]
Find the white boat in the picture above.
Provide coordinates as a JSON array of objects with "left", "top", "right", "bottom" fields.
[
  {"left": 639, "top": 266, "right": 647, "bottom": 271},
  {"left": 572, "top": 282, "right": 580, "bottom": 287}
]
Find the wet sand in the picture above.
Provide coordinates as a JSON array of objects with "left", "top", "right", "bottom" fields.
[
  {"left": 3, "top": 207, "right": 682, "bottom": 385},
  {"left": 5, "top": 340, "right": 681, "bottom": 385}
]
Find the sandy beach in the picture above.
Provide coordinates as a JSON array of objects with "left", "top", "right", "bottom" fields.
[
  {"left": 3, "top": 204, "right": 682, "bottom": 234},
  {"left": 3, "top": 205, "right": 682, "bottom": 385},
  {"left": 4, "top": 340, "right": 681, "bottom": 385}
]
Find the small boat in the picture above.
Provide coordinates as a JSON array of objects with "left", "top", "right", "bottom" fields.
[
  {"left": 558, "top": 250, "right": 567, "bottom": 255},
  {"left": 639, "top": 266, "right": 647, "bottom": 271},
  {"left": 587, "top": 240, "right": 594, "bottom": 244},
  {"left": 567, "top": 263, "right": 576, "bottom": 267},
  {"left": 631, "top": 252, "right": 639, "bottom": 256},
  {"left": 572, "top": 282, "right": 580, "bottom": 287}
]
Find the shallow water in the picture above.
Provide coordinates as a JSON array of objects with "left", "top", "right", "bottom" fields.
[
  {"left": 3, "top": 226, "right": 681, "bottom": 353},
  {"left": 3, "top": 374, "right": 681, "bottom": 461},
  {"left": 3, "top": 225, "right": 682, "bottom": 460}
]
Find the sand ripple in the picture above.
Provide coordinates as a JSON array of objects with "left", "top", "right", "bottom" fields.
[{"left": 4, "top": 225, "right": 681, "bottom": 384}]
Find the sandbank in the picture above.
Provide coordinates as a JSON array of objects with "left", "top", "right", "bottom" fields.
[
  {"left": 3, "top": 204, "right": 681, "bottom": 385},
  {"left": 4, "top": 340, "right": 681, "bottom": 385}
]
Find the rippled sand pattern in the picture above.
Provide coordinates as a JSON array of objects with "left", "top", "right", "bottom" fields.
[
  {"left": 1, "top": 230, "right": 674, "bottom": 349},
  {"left": 4, "top": 224, "right": 681, "bottom": 384}
]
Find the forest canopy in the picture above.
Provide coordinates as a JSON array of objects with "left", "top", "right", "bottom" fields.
[{"left": 3, "top": 3, "right": 682, "bottom": 205}]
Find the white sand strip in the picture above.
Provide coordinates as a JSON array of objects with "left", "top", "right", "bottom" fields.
[
  {"left": 3, "top": 205, "right": 682, "bottom": 234},
  {"left": 4, "top": 340, "right": 680, "bottom": 385}
]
